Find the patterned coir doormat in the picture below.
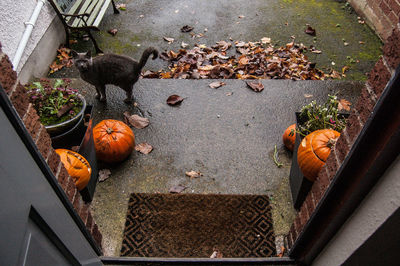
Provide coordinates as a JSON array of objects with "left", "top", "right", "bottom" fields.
[{"left": 120, "top": 193, "right": 276, "bottom": 257}]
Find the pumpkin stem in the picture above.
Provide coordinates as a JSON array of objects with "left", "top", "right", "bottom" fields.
[
  {"left": 327, "top": 138, "right": 338, "bottom": 149},
  {"left": 106, "top": 127, "right": 113, "bottom": 134}
]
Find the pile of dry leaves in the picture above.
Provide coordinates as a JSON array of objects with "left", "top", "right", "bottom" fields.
[
  {"left": 144, "top": 40, "right": 329, "bottom": 80},
  {"left": 49, "top": 47, "right": 73, "bottom": 74}
]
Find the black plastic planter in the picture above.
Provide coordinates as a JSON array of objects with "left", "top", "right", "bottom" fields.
[
  {"left": 289, "top": 112, "right": 349, "bottom": 210},
  {"left": 51, "top": 105, "right": 99, "bottom": 203}
]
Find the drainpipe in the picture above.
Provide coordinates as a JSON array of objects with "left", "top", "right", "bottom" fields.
[{"left": 12, "top": 0, "right": 46, "bottom": 71}]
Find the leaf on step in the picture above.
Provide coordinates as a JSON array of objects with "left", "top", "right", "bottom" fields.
[
  {"left": 185, "top": 170, "right": 203, "bottom": 179},
  {"left": 305, "top": 25, "right": 316, "bottom": 36},
  {"left": 181, "top": 25, "right": 194, "bottom": 32},
  {"left": 169, "top": 185, "right": 186, "bottom": 193},
  {"left": 116, "top": 3, "right": 126, "bottom": 10},
  {"left": 167, "top": 94, "right": 184, "bottom": 105},
  {"left": 246, "top": 81, "right": 264, "bottom": 92},
  {"left": 338, "top": 98, "right": 351, "bottom": 111},
  {"left": 209, "top": 81, "right": 226, "bottom": 89},
  {"left": 304, "top": 94, "right": 313, "bottom": 98},
  {"left": 210, "top": 249, "right": 223, "bottom": 258},
  {"left": 123, "top": 112, "right": 150, "bottom": 129},
  {"left": 107, "top": 28, "right": 118, "bottom": 36},
  {"left": 163, "top": 37, "right": 175, "bottom": 44},
  {"left": 135, "top": 142, "right": 153, "bottom": 154},
  {"left": 261, "top": 37, "right": 271, "bottom": 44},
  {"left": 98, "top": 169, "right": 111, "bottom": 182}
]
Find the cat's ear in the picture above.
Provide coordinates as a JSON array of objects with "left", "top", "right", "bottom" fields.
[
  {"left": 85, "top": 50, "right": 92, "bottom": 59},
  {"left": 70, "top": 50, "right": 78, "bottom": 58}
]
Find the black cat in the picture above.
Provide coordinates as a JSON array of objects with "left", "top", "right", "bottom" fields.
[{"left": 71, "top": 47, "right": 158, "bottom": 103}]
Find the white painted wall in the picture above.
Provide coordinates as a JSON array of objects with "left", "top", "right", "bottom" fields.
[
  {"left": 312, "top": 155, "right": 400, "bottom": 266},
  {"left": 0, "top": 0, "right": 56, "bottom": 72}
]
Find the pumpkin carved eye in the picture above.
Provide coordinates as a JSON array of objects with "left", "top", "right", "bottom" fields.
[{"left": 55, "top": 149, "right": 91, "bottom": 190}]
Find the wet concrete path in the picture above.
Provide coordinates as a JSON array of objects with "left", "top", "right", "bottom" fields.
[
  {"left": 74, "top": 79, "right": 363, "bottom": 255},
  {"left": 51, "top": 0, "right": 381, "bottom": 257}
]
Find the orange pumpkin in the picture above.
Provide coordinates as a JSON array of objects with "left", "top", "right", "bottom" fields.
[
  {"left": 297, "top": 129, "right": 340, "bottom": 181},
  {"left": 93, "top": 119, "right": 135, "bottom": 163},
  {"left": 55, "top": 149, "right": 91, "bottom": 190},
  {"left": 282, "top": 124, "right": 296, "bottom": 152}
]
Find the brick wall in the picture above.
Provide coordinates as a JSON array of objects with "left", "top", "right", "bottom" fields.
[
  {"left": 286, "top": 25, "right": 400, "bottom": 250},
  {"left": 0, "top": 43, "right": 102, "bottom": 250},
  {"left": 349, "top": 0, "right": 400, "bottom": 41}
]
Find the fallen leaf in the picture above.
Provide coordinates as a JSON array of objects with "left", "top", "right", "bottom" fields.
[
  {"left": 342, "top": 65, "right": 350, "bottom": 74},
  {"left": 277, "top": 246, "right": 286, "bottom": 257},
  {"left": 261, "top": 37, "right": 271, "bottom": 44},
  {"left": 167, "top": 94, "right": 184, "bottom": 105},
  {"left": 181, "top": 25, "right": 193, "bottom": 32},
  {"left": 181, "top": 41, "right": 189, "bottom": 48},
  {"left": 209, "top": 81, "right": 226, "bottom": 89},
  {"left": 185, "top": 170, "right": 202, "bottom": 178},
  {"left": 330, "top": 69, "right": 341, "bottom": 79},
  {"left": 123, "top": 112, "right": 150, "bottom": 129},
  {"left": 116, "top": 3, "right": 126, "bottom": 10},
  {"left": 344, "top": 42, "right": 349, "bottom": 46},
  {"left": 142, "top": 70, "right": 159, "bottom": 78},
  {"left": 107, "top": 28, "right": 118, "bottom": 36},
  {"left": 359, "top": 41, "right": 365, "bottom": 44},
  {"left": 210, "top": 250, "right": 223, "bottom": 258},
  {"left": 238, "top": 15, "right": 245, "bottom": 19},
  {"left": 226, "top": 92, "right": 233, "bottom": 96},
  {"left": 135, "top": 142, "right": 153, "bottom": 154},
  {"left": 98, "top": 169, "right": 111, "bottom": 182},
  {"left": 304, "top": 94, "right": 313, "bottom": 98},
  {"left": 246, "top": 81, "right": 264, "bottom": 92},
  {"left": 169, "top": 185, "right": 186, "bottom": 193},
  {"left": 338, "top": 98, "right": 351, "bottom": 111},
  {"left": 305, "top": 25, "right": 316, "bottom": 36},
  {"left": 163, "top": 37, "right": 174, "bottom": 44}
]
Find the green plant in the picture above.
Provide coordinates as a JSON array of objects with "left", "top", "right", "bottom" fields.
[
  {"left": 298, "top": 95, "right": 347, "bottom": 136},
  {"left": 26, "top": 78, "right": 83, "bottom": 126}
]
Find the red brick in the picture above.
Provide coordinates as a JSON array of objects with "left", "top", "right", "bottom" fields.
[
  {"left": 311, "top": 178, "right": 324, "bottom": 205},
  {"left": 355, "top": 89, "right": 376, "bottom": 124},
  {"left": 86, "top": 212, "right": 93, "bottom": 231},
  {"left": 9, "top": 84, "right": 30, "bottom": 118},
  {"left": 91, "top": 223, "right": 103, "bottom": 248},
  {"left": 324, "top": 155, "right": 340, "bottom": 182},
  {"left": 387, "top": 0, "right": 400, "bottom": 15},
  {"left": 79, "top": 203, "right": 89, "bottom": 223},
  {"left": 367, "top": 58, "right": 392, "bottom": 98},
  {"left": 334, "top": 134, "right": 351, "bottom": 164},
  {"left": 383, "top": 28, "right": 400, "bottom": 69},
  {"left": 72, "top": 191, "right": 82, "bottom": 211},
  {"left": 299, "top": 201, "right": 310, "bottom": 227},
  {"left": 317, "top": 167, "right": 332, "bottom": 193},
  {"left": 346, "top": 113, "right": 363, "bottom": 144},
  {"left": 387, "top": 11, "right": 399, "bottom": 25},
  {"left": 35, "top": 128, "right": 52, "bottom": 159},
  {"left": 0, "top": 56, "right": 17, "bottom": 94},
  {"left": 57, "top": 165, "right": 70, "bottom": 190},
  {"left": 47, "top": 149, "right": 60, "bottom": 176},
  {"left": 22, "top": 105, "right": 42, "bottom": 140},
  {"left": 305, "top": 193, "right": 316, "bottom": 218},
  {"left": 294, "top": 215, "right": 302, "bottom": 236},
  {"left": 380, "top": 0, "right": 392, "bottom": 16},
  {"left": 66, "top": 177, "right": 77, "bottom": 202}
]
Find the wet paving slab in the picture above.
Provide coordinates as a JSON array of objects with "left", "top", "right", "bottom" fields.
[
  {"left": 71, "top": 78, "right": 363, "bottom": 255},
  {"left": 51, "top": 0, "right": 382, "bottom": 80}
]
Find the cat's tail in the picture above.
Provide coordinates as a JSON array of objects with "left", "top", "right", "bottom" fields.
[{"left": 138, "top": 47, "right": 158, "bottom": 70}]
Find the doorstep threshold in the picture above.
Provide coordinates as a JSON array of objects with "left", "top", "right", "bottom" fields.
[{"left": 101, "top": 256, "right": 296, "bottom": 265}]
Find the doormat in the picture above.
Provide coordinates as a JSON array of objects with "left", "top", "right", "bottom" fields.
[{"left": 120, "top": 193, "right": 276, "bottom": 258}]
